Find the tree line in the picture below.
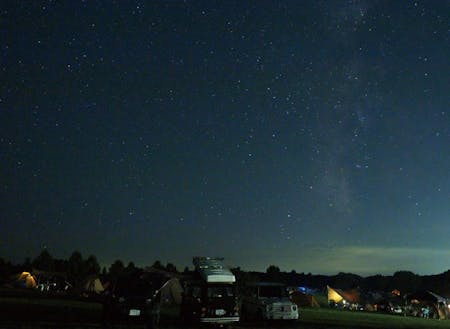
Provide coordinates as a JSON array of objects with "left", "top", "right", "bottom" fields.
[
  {"left": 231, "top": 266, "right": 450, "bottom": 296},
  {"left": 0, "top": 250, "right": 180, "bottom": 286},
  {"left": 2, "top": 251, "right": 450, "bottom": 295}
]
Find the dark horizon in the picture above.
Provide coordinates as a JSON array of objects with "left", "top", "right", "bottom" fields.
[{"left": 3, "top": 249, "right": 450, "bottom": 279}]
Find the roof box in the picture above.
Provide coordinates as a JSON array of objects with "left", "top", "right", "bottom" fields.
[{"left": 193, "top": 257, "right": 236, "bottom": 283}]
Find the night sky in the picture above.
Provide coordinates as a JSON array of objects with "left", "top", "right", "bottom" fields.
[{"left": 1, "top": 1, "right": 449, "bottom": 276}]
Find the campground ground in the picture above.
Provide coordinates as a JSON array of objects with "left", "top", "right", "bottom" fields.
[
  {"left": 3, "top": 311, "right": 450, "bottom": 329},
  {"left": 3, "top": 312, "right": 450, "bottom": 329},
  {"left": 2, "top": 290, "right": 450, "bottom": 329}
]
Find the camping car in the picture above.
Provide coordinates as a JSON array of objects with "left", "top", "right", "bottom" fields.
[
  {"left": 180, "top": 257, "right": 240, "bottom": 325},
  {"left": 241, "top": 282, "right": 299, "bottom": 321}
]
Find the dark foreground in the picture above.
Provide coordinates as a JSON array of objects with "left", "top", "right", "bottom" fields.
[{"left": 1, "top": 290, "right": 450, "bottom": 329}]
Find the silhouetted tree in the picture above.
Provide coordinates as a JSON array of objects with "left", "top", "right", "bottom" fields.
[
  {"left": 362, "top": 274, "right": 389, "bottom": 291},
  {"left": 23, "top": 257, "right": 32, "bottom": 271},
  {"left": 266, "top": 265, "right": 281, "bottom": 282},
  {"left": 0, "top": 258, "right": 7, "bottom": 279},
  {"left": 32, "top": 249, "right": 55, "bottom": 272},
  {"left": 266, "top": 265, "right": 280, "bottom": 275},
  {"left": 166, "top": 263, "right": 177, "bottom": 273},
  {"left": 151, "top": 260, "right": 164, "bottom": 270},
  {"left": 54, "top": 258, "right": 69, "bottom": 273},
  {"left": 0, "top": 258, "right": 19, "bottom": 281},
  {"left": 68, "top": 251, "right": 85, "bottom": 283},
  {"left": 85, "top": 255, "right": 100, "bottom": 275},
  {"left": 332, "top": 272, "right": 362, "bottom": 290},
  {"left": 109, "top": 260, "right": 125, "bottom": 278},
  {"left": 391, "top": 271, "right": 421, "bottom": 293},
  {"left": 125, "top": 261, "right": 137, "bottom": 274}
]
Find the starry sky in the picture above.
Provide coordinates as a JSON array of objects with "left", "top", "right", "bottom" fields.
[{"left": 1, "top": 1, "right": 449, "bottom": 276}]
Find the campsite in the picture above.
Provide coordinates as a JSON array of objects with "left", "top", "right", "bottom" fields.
[
  {"left": 3, "top": 290, "right": 450, "bottom": 329},
  {"left": 3, "top": 270, "right": 450, "bottom": 328},
  {"left": 2, "top": 253, "right": 450, "bottom": 328}
]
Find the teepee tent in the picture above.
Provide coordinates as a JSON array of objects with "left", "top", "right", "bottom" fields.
[
  {"left": 327, "top": 286, "right": 360, "bottom": 305},
  {"left": 327, "top": 286, "right": 344, "bottom": 304},
  {"left": 83, "top": 276, "right": 105, "bottom": 294}
]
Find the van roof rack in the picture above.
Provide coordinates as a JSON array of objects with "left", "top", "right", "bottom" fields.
[{"left": 192, "top": 257, "right": 235, "bottom": 283}]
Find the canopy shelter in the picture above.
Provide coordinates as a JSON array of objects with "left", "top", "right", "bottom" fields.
[{"left": 408, "top": 291, "right": 446, "bottom": 303}]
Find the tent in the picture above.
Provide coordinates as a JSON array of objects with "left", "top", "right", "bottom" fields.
[
  {"left": 290, "top": 291, "right": 320, "bottom": 307},
  {"left": 82, "top": 276, "right": 105, "bottom": 294},
  {"left": 17, "top": 272, "right": 37, "bottom": 288},
  {"left": 327, "top": 286, "right": 360, "bottom": 306},
  {"left": 407, "top": 291, "right": 449, "bottom": 319},
  {"left": 159, "top": 278, "right": 183, "bottom": 305}
]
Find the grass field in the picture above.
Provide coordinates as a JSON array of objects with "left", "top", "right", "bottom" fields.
[
  {"left": 297, "top": 308, "right": 450, "bottom": 329},
  {"left": 0, "top": 294, "right": 102, "bottom": 325},
  {"left": 2, "top": 291, "right": 450, "bottom": 329}
]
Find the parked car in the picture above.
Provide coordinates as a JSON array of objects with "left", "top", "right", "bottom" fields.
[
  {"left": 241, "top": 282, "right": 298, "bottom": 321},
  {"left": 102, "top": 271, "right": 167, "bottom": 329},
  {"left": 391, "top": 305, "right": 403, "bottom": 314}
]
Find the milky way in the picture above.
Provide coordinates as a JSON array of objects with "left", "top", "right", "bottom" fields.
[{"left": 1, "top": 1, "right": 449, "bottom": 275}]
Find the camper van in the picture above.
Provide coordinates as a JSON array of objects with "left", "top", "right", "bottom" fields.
[
  {"left": 241, "top": 282, "right": 298, "bottom": 321},
  {"left": 180, "top": 257, "right": 240, "bottom": 325}
]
